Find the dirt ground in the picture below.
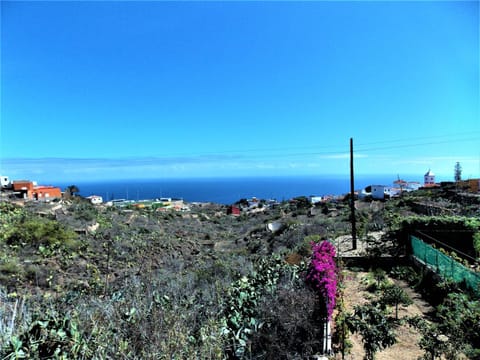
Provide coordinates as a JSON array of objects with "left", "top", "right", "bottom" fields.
[
  {"left": 334, "top": 232, "right": 390, "bottom": 257},
  {"left": 337, "top": 270, "right": 434, "bottom": 360}
]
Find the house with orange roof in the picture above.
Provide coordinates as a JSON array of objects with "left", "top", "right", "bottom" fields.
[
  {"left": 34, "top": 186, "right": 62, "bottom": 200},
  {"left": 12, "top": 180, "right": 61, "bottom": 200}
]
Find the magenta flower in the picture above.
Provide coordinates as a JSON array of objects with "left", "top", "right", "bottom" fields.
[{"left": 306, "top": 240, "right": 337, "bottom": 319}]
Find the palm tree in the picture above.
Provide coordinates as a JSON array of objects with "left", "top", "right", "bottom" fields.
[{"left": 65, "top": 185, "right": 79, "bottom": 199}]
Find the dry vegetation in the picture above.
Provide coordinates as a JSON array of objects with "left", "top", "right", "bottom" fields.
[{"left": 0, "top": 186, "right": 479, "bottom": 359}]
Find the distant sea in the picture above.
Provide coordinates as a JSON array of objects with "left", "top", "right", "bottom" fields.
[{"left": 55, "top": 175, "right": 413, "bottom": 205}]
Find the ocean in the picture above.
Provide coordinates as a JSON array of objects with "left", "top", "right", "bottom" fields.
[{"left": 56, "top": 175, "right": 405, "bottom": 205}]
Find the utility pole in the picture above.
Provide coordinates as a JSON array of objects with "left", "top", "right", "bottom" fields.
[{"left": 350, "top": 138, "right": 357, "bottom": 250}]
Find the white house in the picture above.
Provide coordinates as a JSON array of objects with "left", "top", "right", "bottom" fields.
[
  {"left": 87, "top": 195, "right": 103, "bottom": 205},
  {"left": 372, "top": 185, "right": 386, "bottom": 199},
  {"left": 1, "top": 175, "right": 11, "bottom": 189},
  {"left": 309, "top": 195, "right": 323, "bottom": 204},
  {"left": 371, "top": 185, "right": 399, "bottom": 199},
  {"left": 358, "top": 188, "right": 371, "bottom": 199},
  {"left": 424, "top": 169, "right": 435, "bottom": 186},
  {"left": 406, "top": 182, "right": 421, "bottom": 191}
]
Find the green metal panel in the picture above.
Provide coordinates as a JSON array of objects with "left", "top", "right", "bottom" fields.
[{"left": 411, "top": 235, "right": 480, "bottom": 295}]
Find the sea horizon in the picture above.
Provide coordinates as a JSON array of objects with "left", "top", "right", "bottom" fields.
[{"left": 53, "top": 174, "right": 427, "bottom": 205}]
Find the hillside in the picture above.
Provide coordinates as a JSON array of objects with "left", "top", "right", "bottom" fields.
[{"left": 1, "top": 187, "right": 479, "bottom": 359}]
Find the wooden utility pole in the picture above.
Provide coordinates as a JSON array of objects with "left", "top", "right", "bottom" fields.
[{"left": 350, "top": 138, "right": 357, "bottom": 250}]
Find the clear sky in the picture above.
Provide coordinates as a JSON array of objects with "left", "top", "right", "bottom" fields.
[{"left": 1, "top": 1, "right": 479, "bottom": 183}]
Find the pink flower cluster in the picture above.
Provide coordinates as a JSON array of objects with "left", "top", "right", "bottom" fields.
[{"left": 306, "top": 240, "right": 337, "bottom": 319}]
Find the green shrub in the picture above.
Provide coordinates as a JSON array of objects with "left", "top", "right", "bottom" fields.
[
  {"left": 379, "top": 284, "right": 412, "bottom": 320},
  {"left": 1, "top": 310, "right": 89, "bottom": 359},
  {"left": 6, "top": 217, "right": 78, "bottom": 250},
  {"left": 346, "top": 302, "right": 397, "bottom": 360},
  {"left": 473, "top": 232, "right": 480, "bottom": 258},
  {"left": 0, "top": 203, "right": 26, "bottom": 243},
  {"left": 0, "top": 258, "right": 23, "bottom": 275},
  {"left": 295, "top": 234, "right": 321, "bottom": 257},
  {"left": 436, "top": 292, "right": 480, "bottom": 358},
  {"left": 69, "top": 201, "right": 98, "bottom": 222},
  {"left": 389, "top": 266, "right": 421, "bottom": 286},
  {"left": 0, "top": 254, "right": 26, "bottom": 285}
]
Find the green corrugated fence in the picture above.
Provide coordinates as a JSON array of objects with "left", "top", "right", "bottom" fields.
[{"left": 411, "top": 235, "right": 480, "bottom": 295}]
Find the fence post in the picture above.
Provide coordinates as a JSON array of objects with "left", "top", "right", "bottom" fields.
[{"left": 451, "top": 257, "right": 454, "bottom": 280}]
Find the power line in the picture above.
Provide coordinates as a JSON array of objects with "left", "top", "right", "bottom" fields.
[
  {"left": 354, "top": 137, "right": 479, "bottom": 153},
  {"left": 153, "top": 131, "right": 480, "bottom": 159},
  {"left": 233, "top": 131, "right": 480, "bottom": 156},
  {"left": 355, "top": 131, "right": 480, "bottom": 148},
  {"left": 219, "top": 137, "right": 477, "bottom": 160}
]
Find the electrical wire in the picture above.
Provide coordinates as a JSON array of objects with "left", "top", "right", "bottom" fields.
[{"left": 152, "top": 131, "right": 480, "bottom": 160}]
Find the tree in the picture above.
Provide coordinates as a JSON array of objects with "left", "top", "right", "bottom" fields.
[
  {"left": 333, "top": 295, "right": 353, "bottom": 359},
  {"left": 373, "top": 268, "right": 387, "bottom": 289},
  {"left": 409, "top": 292, "right": 480, "bottom": 359},
  {"left": 64, "top": 185, "right": 80, "bottom": 199},
  {"left": 407, "top": 316, "right": 449, "bottom": 360},
  {"left": 473, "top": 232, "right": 480, "bottom": 259},
  {"left": 346, "top": 302, "right": 397, "bottom": 360},
  {"left": 68, "top": 185, "right": 79, "bottom": 196},
  {"left": 436, "top": 293, "right": 480, "bottom": 359},
  {"left": 454, "top": 162, "right": 462, "bottom": 182},
  {"left": 379, "top": 284, "right": 412, "bottom": 320}
]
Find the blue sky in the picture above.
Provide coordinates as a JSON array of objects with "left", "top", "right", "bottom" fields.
[{"left": 1, "top": 1, "right": 479, "bottom": 183}]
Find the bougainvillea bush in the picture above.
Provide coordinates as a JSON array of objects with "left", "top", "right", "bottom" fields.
[{"left": 306, "top": 240, "right": 337, "bottom": 319}]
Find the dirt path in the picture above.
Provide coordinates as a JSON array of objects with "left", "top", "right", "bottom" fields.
[{"left": 336, "top": 270, "right": 434, "bottom": 360}]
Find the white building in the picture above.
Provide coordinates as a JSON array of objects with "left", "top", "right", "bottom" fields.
[
  {"left": 309, "top": 195, "right": 323, "bottom": 204},
  {"left": 406, "top": 182, "right": 421, "bottom": 191},
  {"left": 371, "top": 185, "right": 399, "bottom": 199},
  {"left": 424, "top": 169, "right": 435, "bottom": 186},
  {"left": 87, "top": 195, "right": 103, "bottom": 205},
  {"left": 372, "top": 185, "right": 387, "bottom": 199},
  {"left": 1, "top": 175, "right": 11, "bottom": 189}
]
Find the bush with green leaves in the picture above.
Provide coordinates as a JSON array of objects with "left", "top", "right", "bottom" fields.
[
  {"left": 332, "top": 269, "right": 353, "bottom": 359},
  {"left": 295, "top": 234, "right": 321, "bottom": 257},
  {"left": 407, "top": 316, "right": 451, "bottom": 360},
  {"left": 346, "top": 301, "right": 397, "bottom": 360},
  {"left": 0, "top": 202, "right": 78, "bottom": 252},
  {"left": 389, "top": 266, "right": 421, "bottom": 285},
  {"left": 222, "top": 255, "right": 302, "bottom": 358},
  {"left": 379, "top": 284, "right": 412, "bottom": 320},
  {"left": 473, "top": 232, "right": 480, "bottom": 258},
  {"left": 393, "top": 215, "right": 480, "bottom": 260},
  {"left": 68, "top": 200, "right": 98, "bottom": 222},
  {"left": 0, "top": 202, "right": 26, "bottom": 243},
  {"left": 1, "top": 307, "right": 88, "bottom": 359},
  {"left": 436, "top": 292, "right": 480, "bottom": 358},
  {"left": 5, "top": 216, "right": 78, "bottom": 251}
]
